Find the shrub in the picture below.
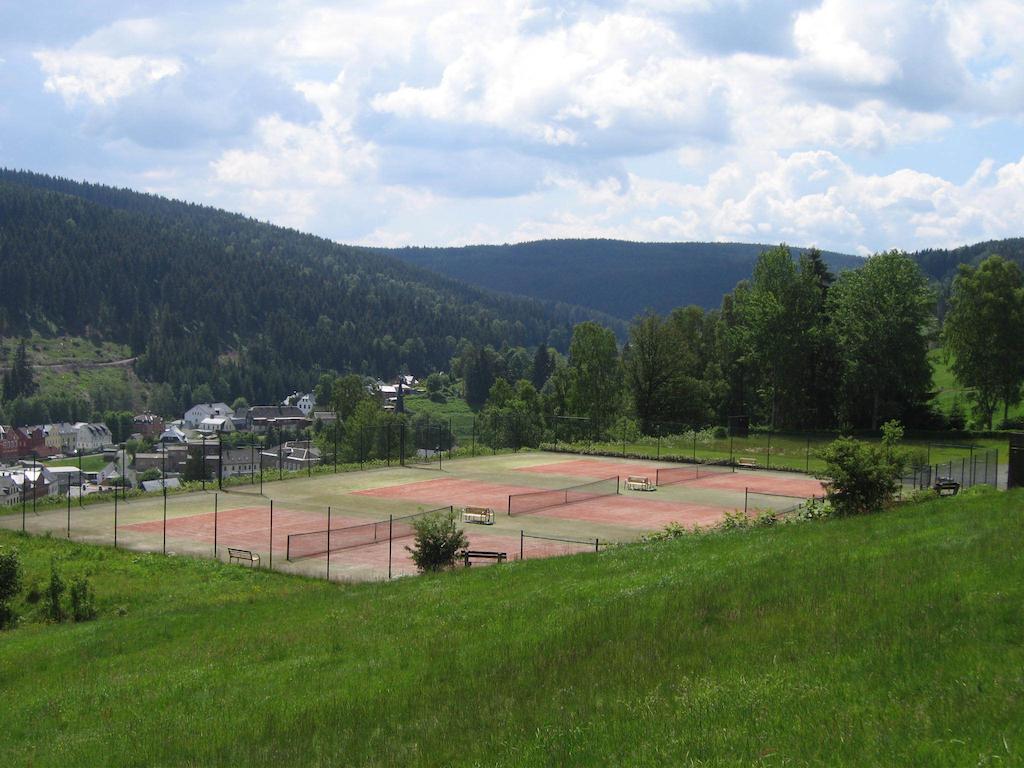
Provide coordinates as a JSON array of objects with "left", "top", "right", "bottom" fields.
[
  {"left": 43, "top": 560, "right": 66, "bottom": 623},
  {"left": 69, "top": 576, "right": 97, "bottom": 622},
  {"left": 818, "top": 420, "right": 910, "bottom": 516},
  {"left": 139, "top": 468, "right": 162, "bottom": 482},
  {"left": 0, "top": 547, "right": 23, "bottom": 629},
  {"left": 642, "top": 522, "right": 691, "bottom": 542},
  {"left": 790, "top": 497, "right": 834, "bottom": 522},
  {"left": 406, "top": 509, "right": 469, "bottom": 572}
]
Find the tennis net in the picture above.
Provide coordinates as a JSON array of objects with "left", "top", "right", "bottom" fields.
[
  {"left": 655, "top": 461, "right": 733, "bottom": 487},
  {"left": 286, "top": 505, "right": 453, "bottom": 561},
  {"left": 507, "top": 476, "right": 619, "bottom": 516}
]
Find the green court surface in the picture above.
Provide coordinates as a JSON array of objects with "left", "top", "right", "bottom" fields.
[{"left": 0, "top": 451, "right": 823, "bottom": 582}]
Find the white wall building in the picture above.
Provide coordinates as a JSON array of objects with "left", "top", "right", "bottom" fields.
[
  {"left": 183, "top": 403, "right": 233, "bottom": 429},
  {"left": 297, "top": 393, "right": 316, "bottom": 416},
  {"left": 73, "top": 423, "right": 113, "bottom": 453}
]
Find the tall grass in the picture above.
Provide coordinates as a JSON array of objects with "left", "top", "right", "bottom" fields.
[{"left": 1, "top": 487, "right": 1021, "bottom": 766}]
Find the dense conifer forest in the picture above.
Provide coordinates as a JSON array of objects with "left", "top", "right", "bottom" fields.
[{"left": 0, "top": 170, "right": 619, "bottom": 405}]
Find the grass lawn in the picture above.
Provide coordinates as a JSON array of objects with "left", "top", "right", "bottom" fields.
[
  {"left": 929, "top": 348, "right": 1024, "bottom": 424},
  {"left": 0, "top": 334, "right": 131, "bottom": 367},
  {"left": 1, "top": 486, "right": 1021, "bottom": 766},
  {"left": 43, "top": 454, "right": 108, "bottom": 473},
  {"left": 568, "top": 431, "right": 1006, "bottom": 475}
]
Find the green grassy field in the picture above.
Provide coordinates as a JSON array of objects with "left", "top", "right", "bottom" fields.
[
  {"left": 562, "top": 430, "right": 1005, "bottom": 475},
  {"left": 929, "top": 348, "right": 1024, "bottom": 424},
  {"left": 1, "top": 486, "right": 1021, "bottom": 766},
  {"left": 43, "top": 454, "right": 108, "bottom": 472},
  {"left": 0, "top": 334, "right": 131, "bottom": 367}
]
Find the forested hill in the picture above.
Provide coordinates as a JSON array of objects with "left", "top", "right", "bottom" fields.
[
  {"left": 0, "top": 170, "right": 619, "bottom": 403},
  {"left": 381, "top": 240, "right": 864, "bottom": 319},
  {"left": 911, "top": 238, "right": 1024, "bottom": 285}
]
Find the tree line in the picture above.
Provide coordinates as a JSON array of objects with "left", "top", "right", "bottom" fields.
[{"left": 468, "top": 247, "right": 1024, "bottom": 435}]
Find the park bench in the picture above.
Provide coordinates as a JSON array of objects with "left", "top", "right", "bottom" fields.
[
  {"left": 228, "top": 548, "right": 260, "bottom": 567},
  {"left": 933, "top": 477, "right": 961, "bottom": 496},
  {"left": 624, "top": 475, "right": 654, "bottom": 491},
  {"left": 461, "top": 506, "right": 495, "bottom": 525},
  {"left": 461, "top": 550, "right": 507, "bottom": 567},
  {"left": 737, "top": 457, "right": 758, "bottom": 468}
]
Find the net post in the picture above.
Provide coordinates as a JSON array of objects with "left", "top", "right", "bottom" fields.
[
  {"left": 213, "top": 493, "right": 218, "bottom": 559},
  {"left": 508, "top": 495, "right": 512, "bottom": 516},
  {"left": 616, "top": 475, "right": 620, "bottom": 495},
  {"left": 326, "top": 506, "right": 331, "bottom": 581},
  {"left": 269, "top": 500, "right": 273, "bottom": 570},
  {"left": 744, "top": 487, "right": 748, "bottom": 516},
  {"left": 594, "top": 538, "right": 599, "bottom": 553},
  {"left": 520, "top": 529, "right": 524, "bottom": 561},
  {"left": 388, "top": 514, "right": 393, "bottom": 579}
]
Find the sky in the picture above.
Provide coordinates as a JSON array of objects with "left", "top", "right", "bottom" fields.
[{"left": 1, "top": 0, "right": 1023, "bottom": 255}]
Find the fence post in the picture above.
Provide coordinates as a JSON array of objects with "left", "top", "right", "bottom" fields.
[
  {"left": 269, "top": 500, "right": 273, "bottom": 570},
  {"left": 388, "top": 514, "right": 393, "bottom": 579},
  {"left": 520, "top": 529, "right": 524, "bottom": 561},
  {"left": 334, "top": 424, "right": 338, "bottom": 474},
  {"left": 622, "top": 420, "right": 627, "bottom": 458},
  {"left": 66, "top": 482, "right": 71, "bottom": 539},
  {"left": 766, "top": 429, "right": 772, "bottom": 470},
  {"left": 387, "top": 425, "right": 392, "bottom": 468},
  {"left": 693, "top": 432, "right": 697, "bottom": 461},
  {"left": 162, "top": 481, "right": 167, "bottom": 553},
  {"left": 806, "top": 436, "right": 811, "bottom": 474},
  {"left": 213, "top": 493, "right": 218, "bottom": 559},
  {"left": 744, "top": 487, "right": 748, "bottom": 516},
  {"left": 657, "top": 430, "right": 661, "bottom": 460},
  {"left": 594, "top": 538, "right": 599, "bottom": 553},
  {"left": 114, "top": 491, "right": 119, "bottom": 549},
  {"left": 327, "top": 506, "right": 331, "bottom": 582}
]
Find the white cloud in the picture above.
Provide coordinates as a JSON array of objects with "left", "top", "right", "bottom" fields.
[
  {"left": 16, "top": 1, "right": 1024, "bottom": 253},
  {"left": 34, "top": 50, "right": 182, "bottom": 106}
]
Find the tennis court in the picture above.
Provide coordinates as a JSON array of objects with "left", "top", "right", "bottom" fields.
[{"left": 0, "top": 450, "right": 825, "bottom": 581}]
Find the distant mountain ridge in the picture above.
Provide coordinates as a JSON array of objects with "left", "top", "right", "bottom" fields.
[{"left": 379, "top": 240, "right": 864, "bottom": 319}]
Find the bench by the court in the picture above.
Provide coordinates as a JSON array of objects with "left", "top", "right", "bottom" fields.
[
  {"left": 228, "top": 548, "right": 260, "bottom": 567},
  {"left": 933, "top": 477, "right": 961, "bottom": 496},
  {"left": 623, "top": 475, "right": 654, "bottom": 491},
  {"left": 461, "top": 506, "right": 495, "bottom": 525},
  {"left": 461, "top": 550, "right": 507, "bottom": 567},
  {"left": 737, "top": 457, "right": 758, "bottom": 468}
]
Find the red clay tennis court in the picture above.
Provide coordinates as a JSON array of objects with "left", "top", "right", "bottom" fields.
[
  {"left": 354, "top": 477, "right": 541, "bottom": 510},
  {"left": 120, "top": 506, "right": 369, "bottom": 557},
  {"left": 516, "top": 458, "right": 670, "bottom": 479},
  {"left": 354, "top": 475, "right": 735, "bottom": 529}
]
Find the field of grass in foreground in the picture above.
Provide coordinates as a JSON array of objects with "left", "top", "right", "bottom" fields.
[{"left": 1, "top": 488, "right": 1022, "bottom": 766}]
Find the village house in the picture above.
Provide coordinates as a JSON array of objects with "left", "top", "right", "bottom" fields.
[
  {"left": 73, "top": 422, "right": 113, "bottom": 453},
  {"left": 247, "top": 405, "right": 310, "bottom": 433},
  {"left": 133, "top": 412, "right": 165, "bottom": 440},
  {"left": 183, "top": 403, "right": 233, "bottom": 429},
  {"left": 0, "top": 426, "right": 19, "bottom": 461},
  {"left": 260, "top": 441, "right": 321, "bottom": 472}
]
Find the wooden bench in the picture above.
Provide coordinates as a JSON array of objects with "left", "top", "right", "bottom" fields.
[
  {"left": 737, "top": 457, "right": 758, "bottom": 468},
  {"left": 461, "top": 506, "right": 495, "bottom": 525},
  {"left": 933, "top": 478, "right": 961, "bottom": 496},
  {"left": 623, "top": 475, "right": 654, "bottom": 491},
  {"left": 461, "top": 550, "right": 507, "bottom": 567},
  {"left": 228, "top": 548, "right": 260, "bottom": 567}
]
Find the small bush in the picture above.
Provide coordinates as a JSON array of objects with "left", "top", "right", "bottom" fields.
[
  {"left": 43, "top": 561, "right": 66, "bottom": 623},
  {"left": 24, "top": 577, "right": 41, "bottom": 604},
  {"left": 790, "top": 497, "right": 834, "bottom": 522},
  {"left": 642, "top": 522, "right": 691, "bottom": 542},
  {"left": 0, "top": 547, "right": 23, "bottom": 630},
  {"left": 818, "top": 420, "right": 909, "bottom": 516},
  {"left": 69, "top": 576, "right": 97, "bottom": 622},
  {"left": 905, "top": 488, "right": 939, "bottom": 504},
  {"left": 406, "top": 509, "right": 469, "bottom": 572}
]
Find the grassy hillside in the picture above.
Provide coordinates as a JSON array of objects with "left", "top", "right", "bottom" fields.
[
  {"left": 383, "top": 239, "right": 863, "bottom": 319},
  {"left": 1, "top": 487, "right": 1021, "bottom": 766}
]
